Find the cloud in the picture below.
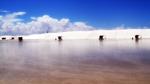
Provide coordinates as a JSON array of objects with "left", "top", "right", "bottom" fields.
[
  {"left": 1, "top": 11, "right": 147, "bottom": 35},
  {"left": 0, "top": 9, "right": 9, "bottom": 13},
  {"left": 0, "top": 12, "right": 26, "bottom": 35},
  {"left": 0, "top": 12, "right": 93, "bottom": 35},
  {"left": 1, "top": 12, "right": 26, "bottom": 23}
]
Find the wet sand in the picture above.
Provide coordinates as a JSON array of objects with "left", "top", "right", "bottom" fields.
[{"left": 0, "top": 40, "right": 150, "bottom": 84}]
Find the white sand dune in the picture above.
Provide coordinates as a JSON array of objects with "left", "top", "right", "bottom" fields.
[{"left": 1, "top": 29, "right": 150, "bottom": 40}]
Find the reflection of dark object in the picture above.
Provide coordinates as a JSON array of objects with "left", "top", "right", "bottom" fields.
[
  {"left": 18, "top": 37, "right": 23, "bottom": 42},
  {"left": 135, "top": 35, "right": 139, "bottom": 40},
  {"left": 2, "top": 37, "right": 6, "bottom": 40},
  {"left": 58, "top": 36, "right": 62, "bottom": 41},
  {"left": 99, "top": 35, "right": 104, "bottom": 40},
  {"left": 135, "top": 39, "right": 139, "bottom": 43},
  {"left": 11, "top": 37, "right": 14, "bottom": 40}
]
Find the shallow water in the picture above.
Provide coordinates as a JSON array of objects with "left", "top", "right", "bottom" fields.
[{"left": 0, "top": 40, "right": 150, "bottom": 84}]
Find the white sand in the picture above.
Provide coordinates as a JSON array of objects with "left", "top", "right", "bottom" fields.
[{"left": 1, "top": 29, "right": 150, "bottom": 40}]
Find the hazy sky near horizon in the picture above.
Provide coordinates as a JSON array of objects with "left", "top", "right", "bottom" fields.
[{"left": 0, "top": 0, "right": 150, "bottom": 35}]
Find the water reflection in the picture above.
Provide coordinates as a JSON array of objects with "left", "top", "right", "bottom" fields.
[
  {"left": 0, "top": 40, "right": 150, "bottom": 84},
  {"left": 135, "top": 39, "right": 140, "bottom": 44}
]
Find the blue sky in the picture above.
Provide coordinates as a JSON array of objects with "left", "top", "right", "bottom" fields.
[
  {"left": 0, "top": 0, "right": 150, "bottom": 28},
  {"left": 0, "top": 0, "right": 150, "bottom": 35}
]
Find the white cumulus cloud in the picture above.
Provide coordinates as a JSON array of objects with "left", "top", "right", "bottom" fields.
[
  {"left": 0, "top": 12, "right": 94, "bottom": 35},
  {"left": 1, "top": 11, "right": 146, "bottom": 35}
]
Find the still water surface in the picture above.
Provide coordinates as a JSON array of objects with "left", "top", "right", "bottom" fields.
[{"left": 0, "top": 40, "right": 150, "bottom": 84}]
